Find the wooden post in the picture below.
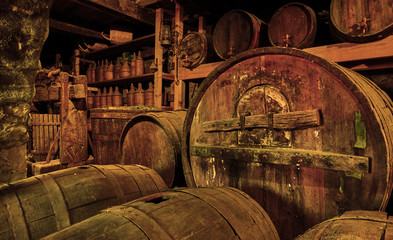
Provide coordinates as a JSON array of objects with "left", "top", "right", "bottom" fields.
[
  {"left": 174, "top": 1, "right": 185, "bottom": 110},
  {"left": 154, "top": 8, "right": 164, "bottom": 109},
  {"left": 198, "top": 16, "right": 205, "bottom": 33},
  {"left": 74, "top": 49, "right": 80, "bottom": 76}
]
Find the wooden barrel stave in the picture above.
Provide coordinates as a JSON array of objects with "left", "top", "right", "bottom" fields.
[
  {"left": 295, "top": 210, "right": 393, "bottom": 239},
  {"left": 42, "top": 187, "right": 280, "bottom": 240},
  {"left": 90, "top": 108, "right": 155, "bottom": 164},
  {"left": 120, "top": 111, "right": 187, "bottom": 187},
  {"left": 330, "top": 0, "right": 393, "bottom": 42},
  {"left": 0, "top": 164, "right": 167, "bottom": 239},
  {"left": 182, "top": 47, "right": 393, "bottom": 239},
  {"left": 213, "top": 9, "right": 267, "bottom": 60},
  {"left": 268, "top": 3, "right": 317, "bottom": 48}
]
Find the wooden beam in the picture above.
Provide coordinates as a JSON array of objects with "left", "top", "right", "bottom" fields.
[
  {"left": 202, "top": 109, "right": 321, "bottom": 132},
  {"left": 174, "top": 1, "right": 185, "bottom": 110},
  {"left": 75, "top": 0, "right": 155, "bottom": 26},
  {"left": 304, "top": 35, "right": 393, "bottom": 63},
  {"left": 154, "top": 8, "right": 164, "bottom": 109},
  {"left": 190, "top": 145, "right": 370, "bottom": 173},
  {"left": 49, "top": 19, "right": 103, "bottom": 39}
]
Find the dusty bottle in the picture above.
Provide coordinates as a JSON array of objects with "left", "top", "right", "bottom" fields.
[
  {"left": 104, "top": 60, "right": 114, "bottom": 81},
  {"left": 127, "top": 83, "right": 135, "bottom": 106},
  {"left": 114, "top": 57, "right": 121, "bottom": 79},
  {"left": 91, "top": 62, "right": 96, "bottom": 83},
  {"left": 112, "top": 86, "right": 123, "bottom": 107},
  {"left": 134, "top": 82, "right": 145, "bottom": 105},
  {"left": 135, "top": 51, "right": 144, "bottom": 76},
  {"left": 106, "top": 86, "right": 113, "bottom": 106},
  {"left": 93, "top": 88, "right": 101, "bottom": 108},
  {"left": 100, "top": 87, "right": 107, "bottom": 107},
  {"left": 130, "top": 52, "right": 136, "bottom": 77},
  {"left": 144, "top": 82, "right": 154, "bottom": 106},
  {"left": 119, "top": 59, "right": 131, "bottom": 78}
]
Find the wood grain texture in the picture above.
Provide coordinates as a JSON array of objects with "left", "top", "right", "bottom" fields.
[
  {"left": 42, "top": 187, "right": 279, "bottom": 240},
  {"left": 213, "top": 10, "right": 267, "bottom": 59},
  {"left": 0, "top": 164, "right": 167, "bottom": 240},
  {"left": 119, "top": 111, "right": 187, "bottom": 187},
  {"left": 90, "top": 108, "right": 152, "bottom": 164},
  {"left": 181, "top": 47, "right": 393, "bottom": 240},
  {"left": 268, "top": 3, "right": 317, "bottom": 48},
  {"left": 295, "top": 210, "right": 392, "bottom": 239},
  {"left": 330, "top": 0, "right": 393, "bottom": 42}
]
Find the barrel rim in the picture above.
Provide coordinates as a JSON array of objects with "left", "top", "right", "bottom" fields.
[
  {"left": 119, "top": 111, "right": 186, "bottom": 187},
  {"left": 267, "top": 2, "right": 317, "bottom": 48},
  {"left": 329, "top": 0, "right": 393, "bottom": 43},
  {"left": 179, "top": 31, "right": 209, "bottom": 69},
  {"left": 213, "top": 9, "right": 266, "bottom": 60},
  {"left": 181, "top": 46, "right": 393, "bottom": 209}
]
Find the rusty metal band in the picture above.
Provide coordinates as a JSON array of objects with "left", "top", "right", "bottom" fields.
[
  {"left": 2, "top": 191, "right": 29, "bottom": 239},
  {"left": 267, "top": 112, "right": 274, "bottom": 130},
  {"left": 35, "top": 174, "right": 71, "bottom": 230},
  {"left": 92, "top": 165, "right": 127, "bottom": 204}
]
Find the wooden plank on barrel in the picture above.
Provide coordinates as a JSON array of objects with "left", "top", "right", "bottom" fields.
[
  {"left": 35, "top": 174, "right": 71, "bottom": 230},
  {"left": 190, "top": 145, "right": 369, "bottom": 173},
  {"left": 202, "top": 109, "right": 321, "bottom": 132},
  {"left": 1, "top": 192, "right": 29, "bottom": 239}
]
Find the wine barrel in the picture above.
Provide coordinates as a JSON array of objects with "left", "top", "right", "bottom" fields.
[
  {"left": 0, "top": 164, "right": 167, "bottom": 240},
  {"left": 90, "top": 107, "right": 157, "bottom": 164},
  {"left": 119, "top": 111, "right": 186, "bottom": 187},
  {"left": 42, "top": 187, "right": 280, "bottom": 240},
  {"left": 268, "top": 3, "right": 317, "bottom": 48},
  {"left": 179, "top": 31, "right": 217, "bottom": 69},
  {"left": 181, "top": 47, "right": 393, "bottom": 240},
  {"left": 330, "top": 0, "right": 393, "bottom": 43},
  {"left": 295, "top": 210, "right": 393, "bottom": 239},
  {"left": 213, "top": 9, "right": 267, "bottom": 60}
]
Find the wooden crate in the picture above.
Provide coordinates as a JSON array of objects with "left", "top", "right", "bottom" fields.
[{"left": 29, "top": 114, "right": 60, "bottom": 162}]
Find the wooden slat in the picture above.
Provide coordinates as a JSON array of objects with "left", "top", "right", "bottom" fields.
[
  {"left": 39, "top": 114, "right": 44, "bottom": 161},
  {"left": 35, "top": 174, "right": 71, "bottom": 230},
  {"left": 190, "top": 145, "right": 369, "bottom": 173},
  {"left": 202, "top": 109, "right": 321, "bottom": 132},
  {"left": 49, "top": 18, "right": 103, "bottom": 39},
  {"left": 44, "top": 114, "right": 50, "bottom": 161}
]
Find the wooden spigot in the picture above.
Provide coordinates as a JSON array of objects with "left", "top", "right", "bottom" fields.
[
  {"left": 227, "top": 46, "right": 235, "bottom": 58},
  {"left": 283, "top": 34, "right": 292, "bottom": 47},
  {"left": 360, "top": 17, "right": 370, "bottom": 34}
]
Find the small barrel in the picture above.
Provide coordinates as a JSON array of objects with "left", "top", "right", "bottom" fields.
[
  {"left": 213, "top": 9, "right": 267, "bottom": 59},
  {"left": 90, "top": 108, "right": 154, "bottom": 164},
  {"left": 295, "top": 210, "right": 393, "bottom": 239},
  {"left": 268, "top": 2, "right": 317, "bottom": 48},
  {"left": 0, "top": 164, "right": 167, "bottom": 240},
  {"left": 330, "top": 0, "right": 393, "bottom": 43},
  {"left": 119, "top": 111, "right": 186, "bottom": 187},
  {"left": 179, "top": 31, "right": 217, "bottom": 69},
  {"left": 42, "top": 187, "right": 280, "bottom": 240}
]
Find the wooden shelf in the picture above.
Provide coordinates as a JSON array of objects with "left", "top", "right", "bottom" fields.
[
  {"left": 79, "top": 34, "right": 156, "bottom": 60},
  {"left": 179, "top": 35, "right": 393, "bottom": 81},
  {"left": 88, "top": 73, "right": 173, "bottom": 87}
]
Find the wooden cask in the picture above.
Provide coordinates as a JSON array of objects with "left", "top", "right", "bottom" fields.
[
  {"left": 90, "top": 107, "right": 155, "bottom": 164},
  {"left": 182, "top": 47, "right": 393, "bottom": 240},
  {"left": 268, "top": 3, "right": 317, "bottom": 48},
  {"left": 119, "top": 111, "right": 186, "bottom": 187},
  {"left": 0, "top": 164, "right": 167, "bottom": 240},
  {"left": 42, "top": 187, "right": 279, "bottom": 240},
  {"left": 213, "top": 9, "right": 267, "bottom": 60},
  {"left": 330, "top": 0, "right": 393, "bottom": 43},
  {"left": 179, "top": 31, "right": 216, "bottom": 69},
  {"left": 295, "top": 210, "right": 393, "bottom": 239}
]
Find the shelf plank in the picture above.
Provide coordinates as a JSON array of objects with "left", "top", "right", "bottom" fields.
[
  {"left": 179, "top": 36, "right": 393, "bottom": 81},
  {"left": 304, "top": 35, "right": 393, "bottom": 63},
  {"left": 49, "top": 19, "right": 103, "bottom": 39},
  {"left": 79, "top": 34, "right": 156, "bottom": 60},
  {"left": 88, "top": 73, "right": 173, "bottom": 87}
]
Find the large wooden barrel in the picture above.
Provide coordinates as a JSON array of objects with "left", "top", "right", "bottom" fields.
[
  {"left": 295, "top": 210, "right": 393, "bottom": 239},
  {"left": 330, "top": 0, "right": 393, "bottom": 43},
  {"left": 179, "top": 31, "right": 216, "bottom": 69},
  {"left": 119, "top": 111, "right": 186, "bottom": 187},
  {"left": 90, "top": 107, "right": 156, "bottom": 164},
  {"left": 268, "top": 3, "right": 317, "bottom": 48},
  {"left": 0, "top": 164, "right": 167, "bottom": 240},
  {"left": 181, "top": 47, "right": 393, "bottom": 240},
  {"left": 213, "top": 9, "right": 267, "bottom": 60},
  {"left": 42, "top": 187, "right": 280, "bottom": 240}
]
